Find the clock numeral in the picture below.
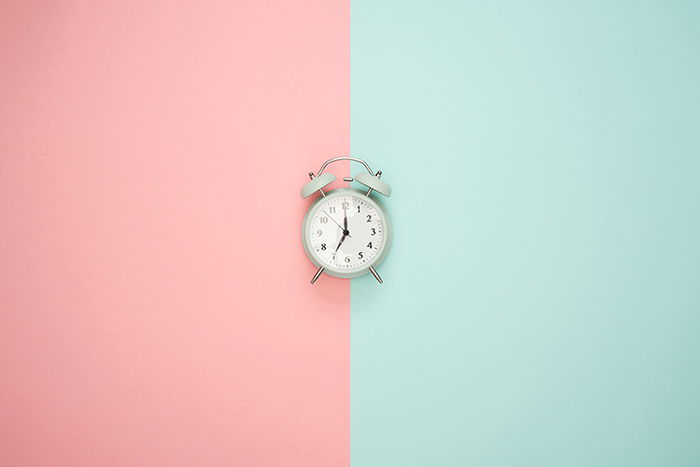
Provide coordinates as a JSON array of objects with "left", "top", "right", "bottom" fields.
[
  {"left": 317, "top": 230, "right": 323, "bottom": 236},
  {"left": 321, "top": 243, "right": 327, "bottom": 250},
  {"left": 329, "top": 206, "right": 336, "bottom": 214},
  {"left": 345, "top": 257, "right": 351, "bottom": 263},
  {"left": 367, "top": 242, "right": 372, "bottom": 249},
  {"left": 358, "top": 252, "right": 363, "bottom": 259},
  {"left": 320, "top": 216, "right": 329, "bottom": 224},
  {"left": 366, "top": 215, "right": 372, "bottom": 222},
  {"left": 370, "top": 228, "right": 376, "bottom": 236},
  {"left": 342, "top": 202, "right": 349, "bottom": 210}
]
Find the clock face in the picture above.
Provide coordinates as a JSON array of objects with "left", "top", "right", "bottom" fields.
[{"left": 304, "top": 191, "right": 386, "bottom": 274}]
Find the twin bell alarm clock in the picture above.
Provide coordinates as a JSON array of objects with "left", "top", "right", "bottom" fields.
[{"left": 300, "top": 157, "right": 392, "bottom": 284}]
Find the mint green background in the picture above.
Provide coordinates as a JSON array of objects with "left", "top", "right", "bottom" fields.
[{"left": 350, "top": 2, "right": 700, "bottom": 466}]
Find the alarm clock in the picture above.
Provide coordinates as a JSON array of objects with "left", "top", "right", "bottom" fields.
[{"left": 300, "top": 156, "right": 392, "bottom": 284}]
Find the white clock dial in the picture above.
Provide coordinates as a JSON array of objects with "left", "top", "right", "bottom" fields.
[{"left": 305, "top": 191, "right": 386, "bottom": 274}]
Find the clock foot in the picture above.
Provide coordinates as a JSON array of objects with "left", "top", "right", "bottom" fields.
[
  {"left": 369, "top": 266, "right": 383, "bottom": 284},
  {"left": 310, "top": 266, "right": 325, "bottom": 284}
]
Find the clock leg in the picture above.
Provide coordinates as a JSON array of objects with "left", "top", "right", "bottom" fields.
[
  {"left": 369, "top": 266, "right": 383, "bottom": 284},
  {"left": 310, "top": 266, "right": 325, "bottom": 284}
]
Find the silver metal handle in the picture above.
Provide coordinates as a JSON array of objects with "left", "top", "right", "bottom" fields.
[{"left": 315, "top": 156, "right": 374, "bottom": 177}]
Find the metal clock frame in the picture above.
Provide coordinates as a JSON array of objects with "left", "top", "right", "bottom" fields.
[{"left": 301, "top": 156, "right": 391, "bottom": 284}]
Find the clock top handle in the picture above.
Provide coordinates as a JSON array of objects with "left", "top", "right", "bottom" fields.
[
  {"left": 301, "top": 156, "right": 391, "bottom": 198},
  {"left": 316, "top": 156, "right": 375, "bottom": 176}
]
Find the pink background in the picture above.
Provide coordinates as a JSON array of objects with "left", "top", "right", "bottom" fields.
[{"left": 1, "top": 1, "right": 349, "bottom": 465}]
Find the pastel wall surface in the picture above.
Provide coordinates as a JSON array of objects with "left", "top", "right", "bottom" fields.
[
  {"left": 1, "top": 1, "right": 349, "bottom": 466},
  {"left": 351, "top": 1, "right": 700, "bottom": 466},
  {"left": 3, "top": 1, "right": 700, "bottom": 466}
]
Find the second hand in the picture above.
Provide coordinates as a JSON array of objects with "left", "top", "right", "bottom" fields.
[{"left": 322, "top": 210, "right": 351, "bottom": 237}]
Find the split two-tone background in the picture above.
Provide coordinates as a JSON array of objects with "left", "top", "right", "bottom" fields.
[{"left": 1, "top": 1, "right": 699, "bottom": 466}]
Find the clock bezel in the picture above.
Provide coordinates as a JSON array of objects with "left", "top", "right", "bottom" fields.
[{"left": 301, "top": 188, "right": 392, "bottom": 279}]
